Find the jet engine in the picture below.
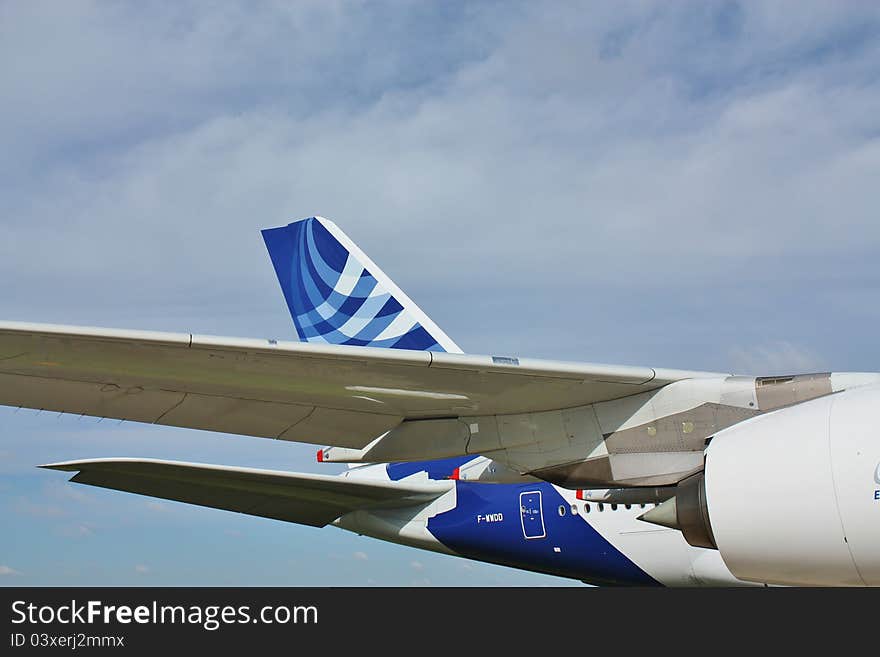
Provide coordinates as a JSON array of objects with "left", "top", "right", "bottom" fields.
[{"left": 640, "top": 384, "right": 880, "bottom": 586}]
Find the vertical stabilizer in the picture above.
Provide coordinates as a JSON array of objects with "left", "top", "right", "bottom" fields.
[{"left": 262, "top": 217, "right": 462, "bottom": 353}]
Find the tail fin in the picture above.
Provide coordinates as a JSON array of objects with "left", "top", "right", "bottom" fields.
[{"left": 262, "top": 216, "right": 462, "bottom": 353}]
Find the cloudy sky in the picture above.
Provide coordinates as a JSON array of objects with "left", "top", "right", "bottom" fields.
[{"left": 2, "top": 1, "right": 879, "bottom": 586}]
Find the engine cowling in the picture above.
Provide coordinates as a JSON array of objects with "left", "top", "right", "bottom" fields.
[{"left": 646, "top": 384, "right": 880, "bottom": 586}]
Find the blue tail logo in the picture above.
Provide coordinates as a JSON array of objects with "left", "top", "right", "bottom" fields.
[{"left": 262, "top": 217, "right": 462, "bottom": 353}]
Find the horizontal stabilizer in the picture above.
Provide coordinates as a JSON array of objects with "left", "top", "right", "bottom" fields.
[{"left": 41, "top": 458, "right": 451, "bottom": 527}]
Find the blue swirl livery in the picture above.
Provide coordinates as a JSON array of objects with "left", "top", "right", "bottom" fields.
[{"left": 262, "top": 217, "right": 461, "bottom": 353}]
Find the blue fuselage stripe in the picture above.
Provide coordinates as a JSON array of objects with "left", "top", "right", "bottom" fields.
[{"left": 427, "top": 481, "right": 661, "bottom": 586}]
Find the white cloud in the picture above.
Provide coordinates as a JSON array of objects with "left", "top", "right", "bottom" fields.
[
  {"left": 728, "top": 341, "right": 823, "bottom": 375},
  {"left": 3, "top": 3, "right": 880, "bottom": 313},
  {"left": 134, "top": 564, "right": 150, "bottom": 574},
  {"left": 0, "top": 565, "right": 20, "bottom": 576},
  {"left": 45, "top": 480, "right": 93, "bottom": 504},
  {"left": 352, "top": 551, "right": 368, "bottom": 561},
  {"left": 13, "top": 497, "right": 64, "bottom": 518},
  {"left": 60, "top": 523, "right": 95, "bottom": 538},
  {"left": 410, "top": 561, "right": 424, "bottom": 571}
]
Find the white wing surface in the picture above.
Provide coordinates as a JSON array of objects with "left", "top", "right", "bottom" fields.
[{"left": 0, "top": 321, "right": 718, "bottom": 449}]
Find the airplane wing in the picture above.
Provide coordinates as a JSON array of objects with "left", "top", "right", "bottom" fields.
[
  {"left": 40, "top": 458, "right": 451, "bottom": 527},
  {"left": 0, "top": 321, "right": 720, "bottom": 449}
]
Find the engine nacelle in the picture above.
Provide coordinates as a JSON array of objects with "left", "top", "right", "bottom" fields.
[{"left": 698, "top": 384, "right": 880, "bottom": 586}]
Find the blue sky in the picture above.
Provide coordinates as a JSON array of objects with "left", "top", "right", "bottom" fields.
[{"left": 2, "top": 1, "right": 880, "bottom": 585}]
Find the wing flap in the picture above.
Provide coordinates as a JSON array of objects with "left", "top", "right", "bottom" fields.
[{"left": 41, "top": 458, "right": 451, "bottom": 527}]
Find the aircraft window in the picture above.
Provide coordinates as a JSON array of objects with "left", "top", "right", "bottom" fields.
[
  {"left": 570, "top": 504, "right": 578, "bottom": 515},
  {"left": 584, "top": 504, "right": 591, "bottom": 514},
  {"left": 598, "top": 503, "right": 604, "bottom": 512},
  {"left": 558, "top": 505, "right": 566, "bottom": 517},
  {"left": 640, "top": 504, "right": 646, "bottom": 509},
  {"left": 611, "top": 504, "right": 618, "bottom": 511},
  {"left": 625, "top": 504, "right": 631, "bottom": 510}
]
